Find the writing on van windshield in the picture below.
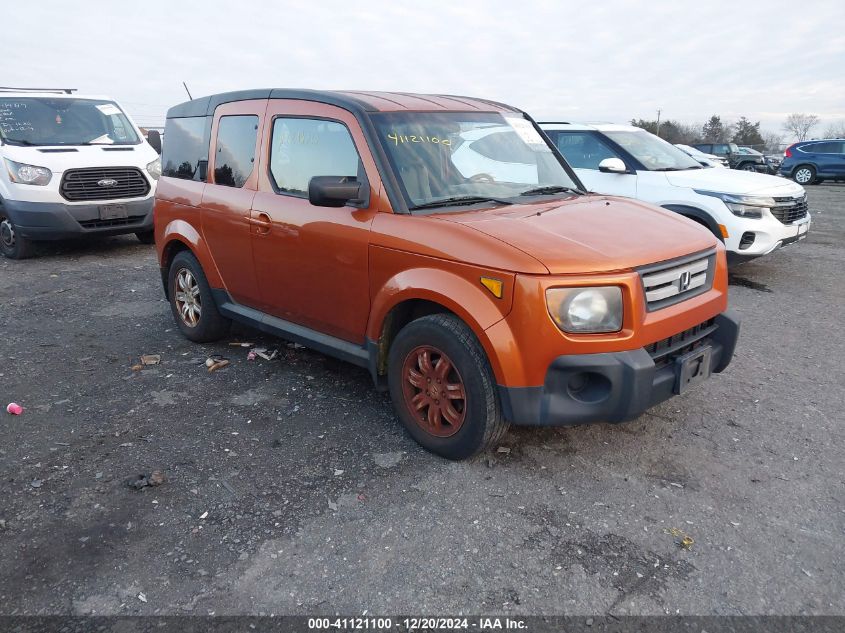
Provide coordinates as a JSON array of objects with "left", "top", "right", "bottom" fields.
[
  {"left": 0, "top": 102, "right": 36, "bottom": 135},
  {"left": 386, "top": 132, "right": 452, "bottom": 147}
]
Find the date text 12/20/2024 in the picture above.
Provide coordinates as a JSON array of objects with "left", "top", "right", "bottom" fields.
[{"left": 307, "top": 617, "right": 528, "bottom": 630}]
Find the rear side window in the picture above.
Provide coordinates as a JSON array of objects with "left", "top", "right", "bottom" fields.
[
  {"left": 554, "top": 132, "right": 619, "bottom": 169},
  {"left": 162, "top": 116, "right": 210, "bottom": 181},
  {"left": 213, "top": 115, "right": 258, "bottom": 188},
  {"left": 269, "top": 118, "right": 361, "bottom": 196},
  {"left": 800, "top": 142, "right": 842, "bottom": 154}
]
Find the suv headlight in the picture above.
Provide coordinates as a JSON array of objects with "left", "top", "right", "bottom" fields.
[
  {"left": 694, "top": 190, "right": 774, "bottom": 219},
  {"left": 546, "top": 286, "right": 623, "bottom": 333},
  {"left": 4, "top": 158, "right": 52, "bottom": 186},
  {"left": 146, "top": 157, "right": 161, "bottom": 180}
]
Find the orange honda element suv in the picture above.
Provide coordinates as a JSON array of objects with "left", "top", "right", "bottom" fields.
[{"left": 155, "top": 90, "right": 739, "bottom": 459}]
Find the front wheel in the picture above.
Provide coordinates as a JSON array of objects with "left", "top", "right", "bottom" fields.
[
  {"left": 0, "top": 214, "right": 35, "bottom": 260},
  {"left": 740, "top": 162, "right": 758, "bottom": 172},
  {"left": 135, "top": 230, "right": 155, "bottom": 244},
  {"left": 387, "top": 314, "right": 509, "bottom": 460},
  {"left": 167, "top": 251, "right": 230, "bottom": 342},
  {"left": 793, "top": 165, "right": 816, "bottom": 185}
]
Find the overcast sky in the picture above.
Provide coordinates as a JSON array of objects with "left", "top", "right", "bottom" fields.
[{"left": 5, "top": 0, "right": 844, "bottom": 137}]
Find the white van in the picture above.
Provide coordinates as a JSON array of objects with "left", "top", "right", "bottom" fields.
[
  {"left": 0, "top": 89, "right": 161, "bottom": 259},
  {"left": 540, "top": 122, "right": 811, "bottom": 264}
]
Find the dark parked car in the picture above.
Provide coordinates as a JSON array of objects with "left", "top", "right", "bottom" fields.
[
  {"left": 780, "top": 139, "right": 845, "bottom": 185},
  {"left": 692, "top": 143, "right": 765, "bottom": 172}
]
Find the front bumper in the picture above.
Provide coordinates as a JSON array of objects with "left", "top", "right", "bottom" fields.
[
  {"left": 0, "top": 197, "right": 153, "bottom": 240},
  {"left": 498, "top": 311, "right": 740, "bottom": 426}
]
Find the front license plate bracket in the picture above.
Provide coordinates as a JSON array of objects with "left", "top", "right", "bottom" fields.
[
  {"left": 99, "top": 204, "right": 128, "bottom": 220},
  {"left": 673, "top": 346, "right": 713, "bottom": 395}
]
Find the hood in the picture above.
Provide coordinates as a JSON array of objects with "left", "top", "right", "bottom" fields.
[
  {"left": 2, "top": 143, "right": 158, "bottom": 174},
  {"left": 664, "top": 168, "right": 804, "bottom": 197},
  {"left": 437, "top": 195, "right": 717, "bottom": 274}
]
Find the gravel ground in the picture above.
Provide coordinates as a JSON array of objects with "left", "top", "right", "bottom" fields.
[{"left": 0, "top": 184, "right": 843, "bottom": 616}]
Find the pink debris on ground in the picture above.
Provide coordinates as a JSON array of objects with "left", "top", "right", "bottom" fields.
[{"left": 6, "top": 403, "right": 23, "bottom": 415}]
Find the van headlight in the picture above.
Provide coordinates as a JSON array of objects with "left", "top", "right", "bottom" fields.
[
  {"left": 695, "top": 190, "right": 774, "bottom": 219},
  {"left": 546, "top": 286, "right": 623, "bottom": 333},
  {"left": 4, "top": 158, "right": 52, "bottom": 186},
  {"left": 146, "top": 157, "right": 161, "bottom": 180}
]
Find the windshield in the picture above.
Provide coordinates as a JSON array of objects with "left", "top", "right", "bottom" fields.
[
  {"left": 0, "top": 97, "right": 140, "bottom": 146},
  {"left": 373, "top": 112, "right": 580, "bottom": 211},
  {"left": 604, "top": 130, "right": 702, "bottom": 171}
]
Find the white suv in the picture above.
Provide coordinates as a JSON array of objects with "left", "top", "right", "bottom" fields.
[
  {"left": 540, "top": 122, "right": 811, "bottom": 263},
  {"left": 0, "top": 89, "right": 161, "bottom": 259}
]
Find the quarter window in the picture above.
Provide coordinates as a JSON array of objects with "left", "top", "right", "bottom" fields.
[
  {"left": 214, "top": 115, "right": 258, "bottom": 188},
  {"left": 554, "top": 132, "right": 620, "bottom": 169},
  {"left": 162, "top": 116, "right": 210, "bottom": 181},
  {"left": 269, "top": 118, "right": 362, "bottom": 197}
]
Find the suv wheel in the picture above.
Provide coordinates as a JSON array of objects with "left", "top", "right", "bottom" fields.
[
  {"left": 740, "top": 162, "right": 758, "bottom": 172},
  {"left": 793, "top": 165, "right": 816, "bottom": 185},
  {"left": 387, "top": 313, "right": 509, "bottom": 460},
  {"left": 0, "top": 214, "right": 35, "bottom": 260},
  {"left": 167, "top": 251, "right": 230, "bottom": 342}
]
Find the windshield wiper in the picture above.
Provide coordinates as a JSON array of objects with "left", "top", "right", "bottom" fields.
[
  {"left": 519, "top": 185, "right": 583, "bottom": 196},
  {"left": 409, "top": 195, "right": 513, "bottom": 211},
  {"left": 1, "top": 138, "right": 39, "bottom": 146}
]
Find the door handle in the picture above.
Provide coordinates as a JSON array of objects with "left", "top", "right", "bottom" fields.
[{"left": 250, "top": 213, "right": 272, "bottom": 235}]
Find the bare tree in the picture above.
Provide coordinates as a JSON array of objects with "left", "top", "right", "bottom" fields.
[
  {"left": 782, "top": 113, "right": 820, "bottom": 141},
  {"left": 822, "top": 122, "right": 845, "bottom": 138},
  {"left": 762, "top": 132, "right": 785, "bottom": 153}
]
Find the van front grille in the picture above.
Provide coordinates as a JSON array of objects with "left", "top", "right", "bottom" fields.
[
  {"left": 639, "top": 252, "right": 715, "bottom": 311},
  {"left": 60, "top": 167, "right": 150, "bottom": 201},
  {"left": 771, "top": 196, "right": 808, "bottom": 224}
]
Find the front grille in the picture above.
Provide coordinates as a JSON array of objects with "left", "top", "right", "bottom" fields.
[
  {"left": 639, "top": 252, "right": 715, "bottom": 311},
  {"left": 771, "top": 196, "right": 808, "bottom": 224},
  {"left": 646, "top": 318, "right": 716, "bottom": 369},
  {"left": 78, "top": 216, "right": 147, "bottom": 229},
  {"left": 60, "top": 167, "right": 150, "bottom": 201}
]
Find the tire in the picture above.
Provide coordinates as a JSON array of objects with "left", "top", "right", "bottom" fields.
[
  {"left": 793, "top": 165, "right": 816, "bottom": 185},
  {"left": 135, "top": 230, "right": 155, "bottom": 244},
  {"left": 0, "top": 213, "right": 35, "bottom": 260},
  {"left": 739, "top": 162, "right": 758, "bottom": 172},
  {"left": 387, "top": 313, "right": 509, "bottom": 460},
  {"left": 167, "top": 250, "right": 230, "bottom": 342}
]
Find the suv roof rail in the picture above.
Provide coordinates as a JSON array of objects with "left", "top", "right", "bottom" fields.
[{"left": 0, "top": 86, "right": 77, "bottom": 94}]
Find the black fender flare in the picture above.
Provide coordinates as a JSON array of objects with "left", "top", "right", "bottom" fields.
[{"left": 661, "top": 204, "right": 724, "bottom": 242}]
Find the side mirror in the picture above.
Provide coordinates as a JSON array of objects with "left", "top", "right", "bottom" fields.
[
  {"left": 308, "top": 176, "right": 363, "bottom": 208},
  {"left": 147, "top": 130, "right": 162, "bottom": 155},
  {"left": 598, "top": 158, "right": 629, "bottom": 174}
]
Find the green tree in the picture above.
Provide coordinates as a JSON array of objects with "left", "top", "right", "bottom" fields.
[
  {"left": 732, "top": 117, "right": 766, "bottom": 148},
  {"left": 702, "top": 115, "right": 729, "bottom": 143}
]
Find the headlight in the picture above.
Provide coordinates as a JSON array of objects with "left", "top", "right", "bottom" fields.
[
  {"left": 546, "top": 286, "right": 623, "bottom": 333},
  {"left": 4, "top": 158, "right": 52, "bottom": 186},
  {"left": 146, "top": 157, "right": 161, "bottom": 180},
  {"left": 694, "top": 190, "right": 774, "bottom": 219}
]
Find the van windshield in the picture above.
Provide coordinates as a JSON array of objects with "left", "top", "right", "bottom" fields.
[
  {"left": 0, "top": 97, "right": 140, "bottom": 146},
  {"left": 604, "top": 130, "right": 702, "bottom": 171},
  {"left": 373, "top": 112, "right": 580, "bottom": 211}
]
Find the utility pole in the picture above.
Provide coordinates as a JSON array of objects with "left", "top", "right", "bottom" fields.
[{"left": 655, "top": 109, "right": 662, "bottom": 138}]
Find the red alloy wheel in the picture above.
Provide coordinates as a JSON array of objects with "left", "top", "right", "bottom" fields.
[{"left": 401, "top": 345, "right": 467, "bottom": 438}]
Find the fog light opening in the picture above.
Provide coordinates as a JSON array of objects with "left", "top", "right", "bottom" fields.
[
  {"left": 739, "top": 232, "right": 756, "bottom": 250},
  {"left": 567, "top": 372, "right": 612, "bottom": 404}
]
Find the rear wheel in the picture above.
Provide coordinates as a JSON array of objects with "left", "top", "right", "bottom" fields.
[
  {"left": 0, "top": 214, "right": 35, "bottom": 260},
  {"left": 793, "top": 165, "right": 816, "bottom": 185},
  {"left": 387, "top": 313, "right": 509, "bottom": 460},
  {"left": 167, "top": 251, "right": 230, "bottom": 342}
]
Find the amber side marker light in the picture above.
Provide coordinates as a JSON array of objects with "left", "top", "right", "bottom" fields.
[
  {"left": 718, "top": 224, "right": 729, "bottom": 238},
  {"left": 480, "top": 276, "right": 503, "bottom": 298}
]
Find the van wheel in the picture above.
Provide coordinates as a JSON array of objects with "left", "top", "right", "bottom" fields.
[
  {"left": 387, "top": 313, "right": 509, "bottom": 460},
  {"left": 167, "top": 251, "right": 230, "bottom": 342},
  {"left": 135, "top": 230, "right": 155, "bottom": 244},
  {"left": 0, "top": 215, "right": 35, "bottom": 260},
  {"left": 793, "top": 165, "right": 816, "bottom": 185}
]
